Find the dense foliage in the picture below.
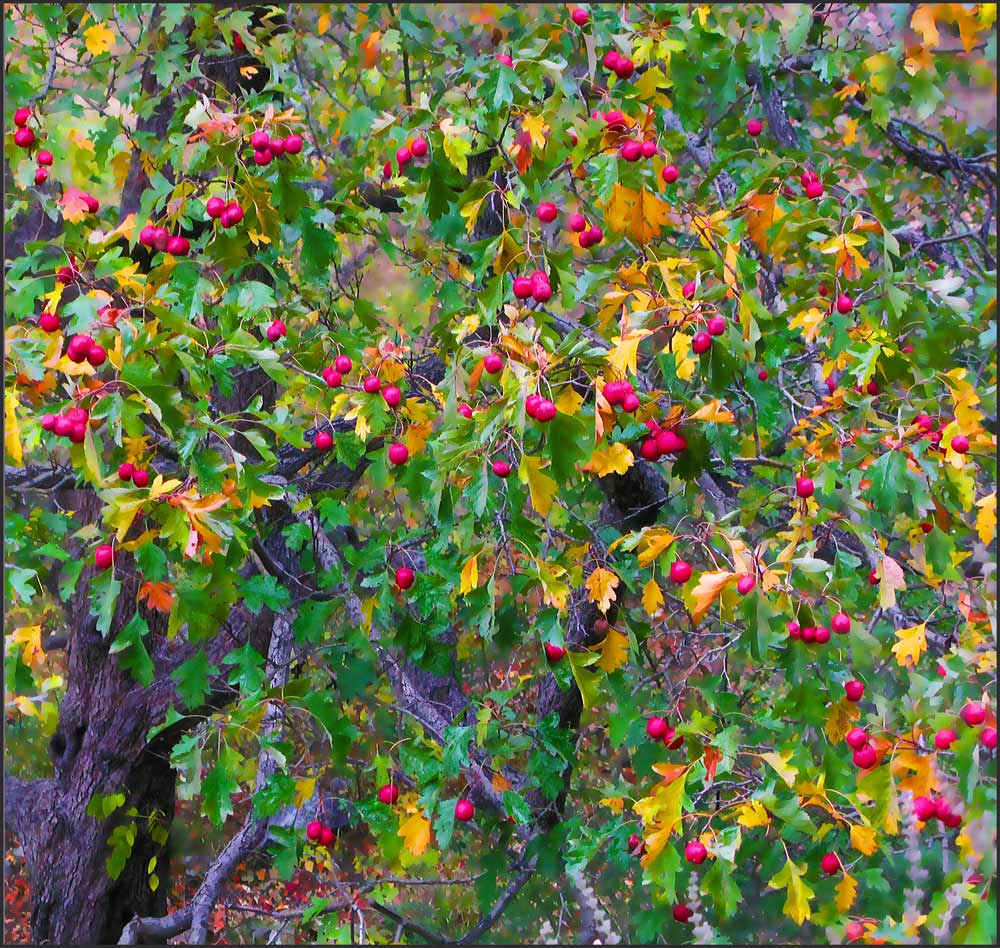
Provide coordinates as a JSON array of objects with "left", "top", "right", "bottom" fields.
[{"left": 4, "top": 3, "right": 997, "bottom": 944}]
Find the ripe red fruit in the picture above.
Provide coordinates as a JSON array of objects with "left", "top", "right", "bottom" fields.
[
  {"left": 795, "top": 477, "right": 814, "bottom": 498},
  {"left": 602, "top": 51, "right": 622, "bottom": 70},
  {"left": 831, "top": 612, "right": 851, "bottom": 634},
  {"left": 601, "top": 109, "right": 627, "bottom": 129},
  {"left": 363, "top": 375, "right": 382, "bottom": 394},
  {"left": 67, "top": 334, "right": 92, "bottom": 362},
  {"left": 787, "top": 621, "right": 801, "bottom": 639},
  {"left": 455, "top": 799, "right": 475, "bottom": 821},
  {"left": 315, "top": 431, "right": 333, "bottom": 451},
  {"left": 568, "top": 213, "right": 587, "bottom": 232},
  {"left": 684, "top": 840, "right": 707, "bottom": 864},
  {"left": 496, "top": 53, "right": 514, "bottom": 67},
  {"left": 57, "top": 264, "right": 78, "bottom": 285},
  {"left": 410, "top": 136, "right": 428, "bottom": 158},
  {"left": 492, "top": 459, "right": 511, "bottom": 478},
  {"left": 221, "top": 203, "right": 244, "bottom": 227},
  {"left": 34, "top": 168, "right": 48, "bottom": 185},
  {"left": 934, "top": 729, "right": 957, "bottom": 750},
  {"left": 672, "top": 905, "right": 693, "bottom": 924},
  {"left": 800, "top": 625, "right": 816, "bottom": 642},
  {"left": 266, "top": 319, "right": 286, "bottom": 343},
  {"left": 87, "top": 343, "right": 107, "bottom": 367},
  {"left": 656, "top": 429, "right": 686, "bottom": 455},
  {"left": 544, "top": 642, "right": 566, "bottom": 662},
  {"left": 846, "top": 921, "right": 864, "bottom": 942},
  {"left": 13, "top": 107, "right": 31, "bottom": 126},
  {"left": 127, "top": 468, "right": 149, "bottom": 488},
  {"left": 915, "top": 413, "right": 934, "bottom": 432},
  {"left": 681, "top": 280, "right": 696, "bottom": 300},
  {"left": 165, "top": 235, "right": 189, "bottom": 257},
  {"left": 820, "top": 852, "right": 840, "bottom": 875},
  {"left": 396, "top": 145, "right": 412, "bottom": 167},
  {"left": 250, "top": 130, "right": 270, "bottom": 150},
  {"left": 284, "top": 134, "right": 303, "bottom": 154},
  {"left": 805, "top": 180, "right": 824, "bottom": 199},
  {"left": 640, "top": 140, "right": 657, "bottom": 158},
  {"left": 746, "top": 118, "right": 763, "bottom": 137},
  {"left": 532, "top": 278, "right": 553, "bottom": 303},
  {"left": 913, "top": 796, "right": 937, "bottom": 821},
  {"left": 94, "top": 544, "right": 115, "bottom": 570},
  {"left": 800, "top": 170, "right": 819, "bottom": 187},
  {"left": 950, "top": 434, "right": 969, "bottom": 454},
  {"left": 571, "top": 7, "right": 589, "bottom": 26},
  {"left": 36, "top": 149, "right": 53, "bottom": 166},
  {"left": 306, "top": 820, "right": 322, "bottom": 841},
  {"left": 388, "top": 443, "right": 409, "bottom": 466},
  {"left": 39, "top": 312, "right": 59, "bottom": 332},
  {"left": 853, "top": 744, "right": 877, "bottom": 769},
  {"left": 865, "top": 380, "right": 879, "bottom": 397},
  {"left": 378, "top": 784, "right": 400, "bottom": 805},
  {"left": 706, "top": 316, "right": 726, "bottom": 336},
  {"left": 512, "top": 276, "right": 533, "bottom": 299},
  {"left": 692, "top": 332, "right": 712, "bottom": 354},
  {"left": 525, "top": 394, "right": 542, "bottom": 418},
  {"left": 319, "top": 826, "right": 335, "bottom": 846},
  {"left": 334, "top": 355, "right": 352, "bottom": 375},
  {"left": 458, "top": 404, "right": 473, "bottom": 419},
  {"left": 206, "top": 196, "right": 226, "bottom": 218},
  {"left": 814, "top": 625, "right": 831, "bottom": 644},
  {"left": 67, "top": 407, "right": 88, "bottom": 424},
  {"left": 836, "top": 294, "right": 853, "bottom": 314},
  {"left": 269, "top": 137, "right": 285, "bottom": 157},
  {"left": 640, "top": 438, "right": 661, "bottom": 461},
  {"left": 534, "top": 399, "right": 557, "bottom": 422},
  {"left": 661, "top": 164, "right": 679, "bottom": 184},
  {"left": 845, "top": 680, "right": 865, "bottom": 702},
  {"left": 868, "top": 566, "right": 879, "bottom": 586},
  {"left": 981, "top": 727, "right": 997, "bottom": 749},
  {"left": 382, "top": 385, "right": 403, "bottom": 408},
  {"left": 621, "top": 391, "right": 640, "bottom": 413},
  {"left": 960, "top": 702, "right": 986, "bottom": 726},
  {"left": 736, "top": 575, "right": 755, "bottom": 595},
  {"left": 139, "top": 225, "right": 158, "bottom": 246},
  {"left": 585, "top": 225, "right": 603, "bottom": 245},
  {"left": 620, "top": 140, "right": 642, "bottom": 162},
  {"left": 13, "top": 127, "right": 35, "bottom": 148},
  {"left": 646, "top": 716, "right": 668, "bottom": 740},
  {"left": 536, "top": 202, "right": 558, "bottom": 223},
  {"left": 757, "top": 369, "right": 769, "bottom": 381},
  {"left": 253, "top": 148, "right": 272, "bottom": 166},
  {"left": 663, "top": 726, "right": 684, "bottom": 750},
  {"left": 484, "top": 352, "right": 504, "bottom": 374},
  {"left": 394, "top": 566, "right": 415, "bottom": 590},
  {"left": 845, "top": 728, "right": 868, "bottom": 751},
  {"left": 670, "top": 560, "right": 692, "bottom": 584},
  {"left": 613, "top": 57, "right": 635, "bottom": 79},
  {"left": 118, "top": 462, "right": 135, "bottom": 481},
  {"left": 324, "top": 370, "right": 342, "bottom": 388},
  {"left": 626, "top": 832, "right": 643, "bottom": 854},
  {"left": 579, "top": 230, "right": 595, "bottom": 252},
  {"left": 40, "top": 414, "right": 57, "bottom": 432}
]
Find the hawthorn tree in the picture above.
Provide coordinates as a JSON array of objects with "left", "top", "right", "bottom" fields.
[{"left": 3, "top": 2, "right": 997, "bottom": 945}]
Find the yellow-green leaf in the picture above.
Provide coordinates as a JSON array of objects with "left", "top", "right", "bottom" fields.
[
  {"left": 891, "top": 622, "right": 927, "bottom": 668},
  {"left": 835, "top": 872, "right": 858, "bottom": 912},
  {"left": 761, "top": 751, "right": 798, "bottom": 787},
  {"left": 519, "top": 455, "right": 558, "bottom": 518},
  {"left": 521, "top": 113, "right": 549, "bottom": 148},
  {"left": 607, "top": 328, "right": 654, "bottom": 377},
  {"left": 4, "top": 390, "right": 23, "bottom": 466},
  {"left": 768, "top": 857, "right": 814, "bottom": 925},
  {"left": 84, "top": 22, "right": 116, "bottom": 56},
  {"left": 583, "top": 442, "right": 634, "bottom": 477},
  {"left": 641, "top": 578, "right": 663, "bottom": 616},
  {"left": 440, "top": 117, "right": 472, "bottom": 174},
  {"left": 850, "top": 823, "right": 878, "bottom": 856},
  {"left": 595, "top": 628, "right": 629, "bottom": 673},
  {"left": 737, "top": 800, "right": 771, "bottom": 829},
  {"left": 459, "top": 554, "right": 479, "bottom": 594},
  {"left": 585, "top": 567, "right": 620, "bottom": 613}
]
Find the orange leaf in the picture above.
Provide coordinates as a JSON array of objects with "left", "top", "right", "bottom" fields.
[
  {"left": 688, "top": 570, "right": 736, "bottom": 624},
  {"left": 360, "top": 30, "right": 382, "bottom": 68},
  {"left": 652, "top": 761, "right": 687, "bottom": 786},
  {"left": 58, "top": 187, "right": 92, "bottom": 224},
  {"left": 703, "top": 745, "right": 722, "bottom": 783},
  {"left": 138, "top": 581, "right": 174, "bottom": 613}
]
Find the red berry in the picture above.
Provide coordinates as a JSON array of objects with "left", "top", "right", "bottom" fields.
[
  {"left": 684, "top": 840, "right": 707, "bottom": 864},
  {"left": 324, "top": 370, "right": 342, "bottom": 388},
  {"left": 492, "top": 459, "right": 511, "bottom": 478},
  {"left": 268, "top": 137, "right": 285, "bottom": 157},
  {"left": 706, "top": 316, "right": 726, "bottom": 336},
  {"left": 831, "top": 612, "right": 851, "bottom": 634},
  {"left": 84, "top": 194, "right": 99, "bottom": 214},
  {"left": 913, "top": 796, "right": 937, "bottom": 821},
  {"left": 223, "top": 203, "right": 244, "bottom": 227},
  {"left": 534, "top": 398, "right": 557, "bottom": 422},
  {"left": 845, "top": 728, "right": 868, "bottom": 751},
  {"left": 602, "top": 51, "right": 622, "bottom": 71},
  {"left": 306, "top": 820, "right": 322, "bottom": 841},
  {"left": 394, "top": 566, "right": 415, "bottom": 590},
  {"left": 646, "top": 716, "right": 668, "bottom": 740},
  {"left": 253, "top": 148, "right": 272, "bottom": 166},
  {"left": 396, "top": 146, "right": 412, "bottom": 167},
  {"left": 656, "top": 429, "right": 685, "bottom": 455},
  {"left": 388, "top": 442, "right": 409, "bottom": 466},
  {"left": 836, "top": 294, "right": 853, "bottom": 314},
  {"left": 961, "top": 702, "right": 987, "bottom": 726},
  {"left": 94, "top": 544, "right": 115, "bottom": 570},
  {"left": 757, "top": 369, "right": 769, "bottom": 381},
  {"left": 250, "top": 131, "right": 270, "bottom": 150},
  {"left": 845, "top": 680, "right": 865, "bottom": 702},
  {"left": 378, "top": 784, "right": 400, "bottom": 805},
  {"left": 532, "top": 279, "right": 552, "bottom": 303},
  {"left": 682, "top": 280, "right": 696, "bottom": 300},
  {"left": 319, "top": 826, "right": 335, "bottom": 847},
  {"left": 934, "top": 729, "right": 957, "bottom": 751},
  {"left": 669, "top": 560, "right": 692, "bottom": 584},
  {"left": 382, "top": 385, "right": 403, "bottom": 408},
  {"left": 981, "top": 727, "right": 997, "bottom": 749},
  {"left": 266, "top": 320, "right": 286, "bottom": 343},
  {"left": 496, "top": 53, "right": 514, "bottom": 67},
  {"left": 544, "top": 642, "right": 566, "bottom": 662},
  {"left": 796, "top": 477, "right": 814, "bottom": 498},
  {"left": 852, "top": 744, "right": 877, "bottom": 769},
  {"left": 118, "top": 462, "right": 135, "bottom": 481},
  {"left": 640, "top": 140, "right": 657, "bottom": 158},
  {"left": 39, "top": 312, "right": 59, "bottom": 332},
  {"left": 315, "top": 431, "right": 333, "bottom": 451},
  {"left": 513, "top": 276, "right": 533, "bottom": 299},
  {"left": 458, "top": 404, "right": 473, "bottom": 419},
  {"left": 206, "top": 196, "right": 226, "bottom": 219},
  {"left": 335, "top": 355, "right": 353, "bottom": 375},
  {"left": 536, "top": 202, "right": 558, "bottom": 223},
  {"left": 692, "top": 332, "right": 712, "bottom": 354},
  {"left": 13, "top": 108, "right": 31, "bottom": 127},
  {"left": 614, "top": 58, "right": 635, "bottom": 79},
  {"left": 36, "top": 149, "right": 53, "bottom": 166},
  {"left": 139, "top": 225, "right": 158, "bottom": 247},
  {"left": 662, "top": 726, "right": 684, "bottom": 750},
  {"left": 410, "top": 136, "right": 428, "bottom": 158},
  {"left": 284, "top": 134, "right": 303, "bottom": 155},
  {"left": 484, "top": 352, "right": 504, "bottom": 374},
  {"left": 363, "top": 375, "right": 382, "bottom": 394},
  {"left": 805, "top": 180, "right": 824, "bottom": 199},
  {"left": 525, "top": 394, "right": 542, "bottom": 418},
  {"left": 166, "top": 236, "right": 190, "bottom": 256},
  {"left": 586, "top": 225, "right": 603, "bottom": 245},
  {"left": 950, "top": 434, "right": 969, "bottom": 454},
  {"left": 814, "top": 625, "right": 831, "bottom": 644},
  {"left": 747, "top": 119, "right": 763, "bottom": 137},
  {"left": 568, "top": 213, "right": 587, "bottom": 232},
  {"left": 13, "top": 127, "right": 35, "bottom": 148},
  {"left": 131, "top": 469, "right": 150, "bottom": 488},
  {"left": 622, "top": 391, "right": 640, "bottom": 413},
  {"left": 640, "top": 438, "right": 661, "bottom": 461},
  {"left": 620, "top": 140, "right": 642, "bottom": 162},
  {"left": 846, "top": 921, "right": 864, "bottom": 942},
  {"left": 571, "top": 7, "right": 589, "bottom": 26},
  {"left": 34, "top": 168, "right": 48, "bottom": 185},
  {"left": 820, "top": 852, "right": 840, "bottom": 875},
  {"left": 40, "top": 414, "right": 57, "bottom": 432},
  {"left": 602, "top": 109, "right": 627, "bottom": 129},
  {"left": 787, "top": 621, "right": 801, "bottom": 639},
  {"left": 868, "top": 566, "right": 879, "bottom": 586},
  {"left": 87, "top": 343, "right": 107, "bottom": 367},
  {"left": 736, "top": 575, "right": 755, "bottom": 595},
  {"left": 672, "top": 905, "right": 693, "bottom": 924},
  {"left": 455, "top": 799, "right": 475, "bottom": 822},
  {"left": 661, "top": 164, "right": 679, "bottom": 184}
]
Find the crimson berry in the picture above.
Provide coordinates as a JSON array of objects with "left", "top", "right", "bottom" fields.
[
  {"left": 805, "top": 180, "right": 824, "bottom": 199},
  {"left": 747, "top": 119, "right": 763, "bottom": 136},
  {"left": 118, "top": 462, "right": 135, "bottom": 481},
  {"left": 39, "top": 312, "right": 59, "bottom": 332},
  {"left": 981, "top": 727, "right": 997, "bottom": 749},
  {"left": 536, "top": 202, "right": 558, "bottom": 223},
  {"left": 362, "top": 375, "right": 381, "bottom": 394},
  {"left": 335, "top": 355, "right": 353, "bottom": 375},
  {"left": 250, "top": 131, "right": 270, "bottom": 150},
  {"left": 396, "top": 145, "right": 412, "bottom": 167},
  {"left": 206, "top": 196, "right": 226, "bottom": 218},
  {"left": 568, "top": 213, "right": 586, "bottom": 232},
  {"left": 306, "top": 820, "right": 322, "bottom": 841},
  {"left": 706, "top": 316, "right": 726, "bottom": 336},
  {"left": 681, "top": 280, "right": 696, "bottom": 300},
  {"left": 94, "top": 545, "right": 115, "bottom": 570},
  {"left": 669, "top": 560, "right": 692, "bottom": 584},
  {"left": 640, "top": 438, "right": 661, "bottom": 461},
  {"left": 513, "top": 276, "right": 533, "bottom": 299},
  {"left": 661, "top": 164, "right": 679, "bottom": 184},
  {"left": 692, "top": 332, "right": 712, "bottom": 354},
  {"left": 525, "top": 394, "right": 542, "bottom": 417},
  {"left": 13, "top": 107, "right": 31, "bottom": 126},
  {"left": 253, "top": 148, "right": 272, "bottom": 166},
  {"left": 269, "top": 137, "right": 285, "bottom": 157},
  {"left": 814, "top": 625, "right": 831, "bottom": 644},
  {"left": 532, "top": 279, "right": 553, "bottom": 303},
  {"left": 614, "top": 58, "right": 635, "bottom": 79},
  {"left": 571, "top": 7, "right": 589, "bottom": 26},
  {"left": 672, "top": 905, "right": 693, "bottom": 924},
  {"left": 13, "top": 127, "right": 35, "bottom": 148},
  {"left": 388, "top": 442, "right": 409, "bottom": 466},
  {"left": 484, "top": 352, "right": 503, "bottom": 374},
  {"left": 961, "top": 702, "right": 986, "bottom": 726},
  {"left": 758, "top": 369, "right": 769, "bottom": 381},
  {"left": 836, "top": 294, "right": 853, "bottom": 314},
  {"left": 382, "top": 385, "right": 403, "bottom": 408},
  {"left": 315, "top": 431, "right": 333, "bottom": 451},
  {"left": 934, "top": 729, "right": 957, "bottom": 750},
  {"left": 656, "top": 429, "right": 685, "bottom": 455},
  {"left": 266, "top": 320, "right": 286, "bottom": 343},
  {"left": 319, "top": 826, "right": 335, "bottom": 847},
  {"left": 36, "top": 149, "right": 53, "bottom": 166},
  {"left": 913, "top": 796, "right": 937, "bottom": 821},
  {"left": 534, "top": 399, "right": 557, "bottom": 422},
  {"left": 845, "top": 728, "right": 868, "bottom": 751},
  {"left": 736, "top": 575, "right": 755, "bottom": 595},
  {"left": 324, "top": 370, "right": 342, "bottom": 388},
  {"left": 455, "top": 799, "right": 475, "bottom": 822},
  {"left": 684, "top": 840, "right": 707, "bottom": 864},
  {"left": 852, "top": 744, "right": 877, "bottom": 769},
  {"left": 640, "top": 140, "right": 657, "bottom": 158},
  {"left": 378, "top": 784, "right": 400, "bottom": 805},
  {"left": 868, "top": 566, "right": 879, "bottom": 585},
  {"left": 787, "top": 621, "right": 801, "bottom": 639},
  {"left": 496, "top": 53, "right": 514, "bottom": 67},
  {"left": 132, "top": 469, "right": 150, "bottom": 488},
  {"left": 40, "top": 414, "right": 57, "bottom": 432},
  {"left": 950, "top": 434, "right": 969, "bottom": 454},
  {"left": 820, "top": 852, "right": 840, "bottom": 875},
  {"left": 410, "top": 136, "right": 428, "bottom": 158},
  {"left": 845, "top": 680, "right": 864, "bottom": 702},
  {"left": 620, "top": 139, "right": 642, "bottom": 162},
  {"left": 458, "top": 404, "right": 473, "bottom": 419},
  {"left": 87, "top": 343, "right": 107, "bottom": 367},
  {"left": 492, "top": 459, "right": 511, "bottom": 478},
  {"left": 284, "top": 134, "right": 303, "bottom": 154},
  {"left": 544, "top": 642, "right": 566, "bottom": 662},
  {"left": 394, "top": 566, "right": 415, "bottom": 589},
  {"left": 646, "top": 716, "right": 668, "bottom": 740},
  {"left": 796, "top": 477, "right": 814, "bottom": 498},
  {"left": 34, "top": 168, "right": 48, "bottom": 185}
]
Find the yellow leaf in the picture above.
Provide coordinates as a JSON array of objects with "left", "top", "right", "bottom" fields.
[
  {"left": 4, "top": 390, "right": 23, "bottom": 466},
  {"left": 635, "top": 65, "right": 672, "bottom": 107},
  {"left": 536, "top": 559, "right": 571, "bottom": 610},
  {"left": 670, "top": 331, "right": 696, "bottom": 380},
  {"left": 600, "top": 796, "right": 625, "bottom": 814},
  {"left": 737, "top": 800, "right": 771, "bottom": 829},
  {"left": 768, "top": 857, "right": 814, "bottom": 926},
  {"left": 602, "top": 184, "right": 672, "bottom": 244},
  {"left": 891, "top": 622, "right": 927, "bottom": 668},
  {"left": 147, "top": 475, "right": 182, "bottom": 500},
  {"left": 843, "top": 116, "right": 859, "bottom": 147},
  {"left": 975, "top": 492, "right": 996, "bottom": 545},
  {"left": 642, "top": 578, "right": 664, "bottom": 616},
  {"left": 14, "top": 696, "right": 38, "bottom": 717},
  {"left": 689, "top": 399, "right": 736, "bottom": 424},
  {"left": 742, "top": 192, "right": 787, "bottom": 254},
  {"left": 398, "top": 811, "right": 431, "bottom": 856},
  {"left": 891, "top": 747, "right": 938, "bottom": 799},
  {"left": 84, "top": 22, "right": 115, "bottom": 56},
  {"left": 585, "top": 567, "right": 620, "bottom": 613},
  {"left": 688, "top": 570, "right": 735, "bottom": 624},
  {"left": 294, "top": 778, "right": 316, "bottom": 808},
  {"left": 459, "top": 554, "right": 479, "bottom": 594},
  {"left": 850, "top": 823, "right": 878, "bottom": 856},
  {"left": 582, "top": 442, "right": 634, "bottom": 477},
  {"left": 825, "top": 698, "right": 861, "bottom": 744},
  {"left": 910, "top": 4, "right": 940, "bottom": 48},
  {"left": 519, "top": 455, "right": 558, "bottom": 518},
  {"left": 521, "top": 113, "right": 549, "bottom": 148},
  {"left": 836, "top": 873, "right": 858, "bottom": 913},
  {"left": 637, "top": 771, "right": 687, "bottom": 868},
  {"left": 554, "top": 386, "right": 584, "bottom": 416},
  {"left": 761, "top": 751, "right": 798, "bottom": 787},
  {"left": 317, "top": 11, "right": 331, "bottom": 33},
  {"left": 9, "top": 625, "right": 44, "bottom": 668},
  {"left": 595, "top": 628, "right": 629, "bottom": 673},
  {"left": 789, "top": 306, "right": 827, "bottom": 343},
  {"left": 636, "top": 528, "right": 675, "bottom": 567},
  {"left": 607, "top": 328, "right": 653, "bottom": 376}
]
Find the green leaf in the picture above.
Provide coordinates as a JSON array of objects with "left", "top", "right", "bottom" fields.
[
  {"left": 203, "top": 745, "right": 241, "bottom": 829},
  {"left": 170, "top": 649, "right": 220, "bottom": 709}
]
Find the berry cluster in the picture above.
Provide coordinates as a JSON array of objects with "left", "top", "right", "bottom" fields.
[
  {"left": 249, "top": 129, "right": 303, "bottom": 166},
  {"left": 512, "top": 270, "right": 553, "bottom": 303}
]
